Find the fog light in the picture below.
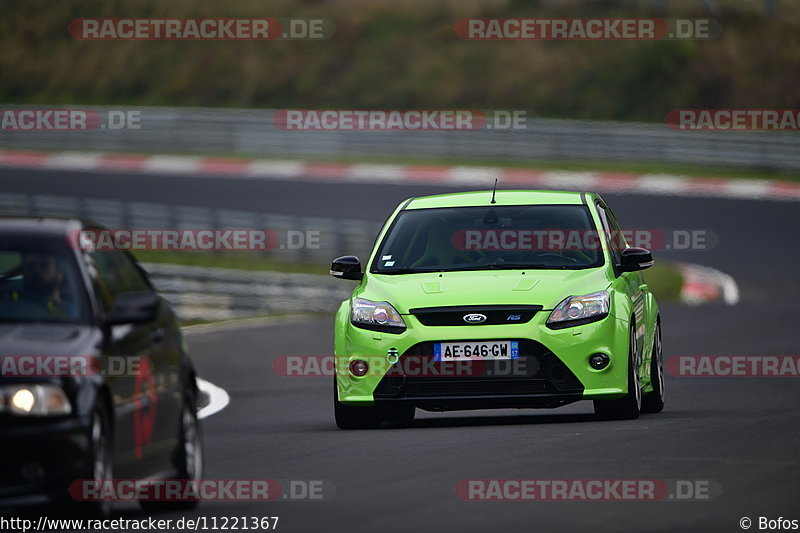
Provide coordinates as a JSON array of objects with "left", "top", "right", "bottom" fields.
[
  {"left": 349, "top": 359, "right": 369, "bottom": 377},
  {"left": 589, "top": 354, "right": 610, "bottom": 370}
]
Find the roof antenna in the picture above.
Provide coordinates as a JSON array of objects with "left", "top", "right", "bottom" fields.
[{"left": 490, "top": 178, "right": 498, "bottom": 204}]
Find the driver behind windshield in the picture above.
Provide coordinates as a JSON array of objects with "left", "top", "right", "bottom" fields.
[{"left": 16, "top": 253, "right": 78, "bottom": 319}]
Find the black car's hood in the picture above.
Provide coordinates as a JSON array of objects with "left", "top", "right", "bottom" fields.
[{"left": 0, "top": 323, "right": 100, "bottom": 357}]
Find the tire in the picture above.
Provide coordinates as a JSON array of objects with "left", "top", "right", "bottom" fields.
[
  {"left": 140, "top": 386, "right": 203, "bottom": 511},
  {"left": 63, "top": 400, "right": 114, "bottom": 517},
  {"left": 642, "top": 320, "right": 665, "bottom": 414},
  {"left": 594, "top": 323, "right": 641, "bottom": 420},
  {"left": 333, "top": 377, "right": 380, "bottom": 429}
]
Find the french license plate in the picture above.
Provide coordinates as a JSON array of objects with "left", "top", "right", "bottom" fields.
[{"left": 433, "top": 341, "right": 519, "bottom": 361}]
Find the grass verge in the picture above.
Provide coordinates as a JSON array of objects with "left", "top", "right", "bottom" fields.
[
  {"left": 644, "top": 262, "right": 685, "bottom": 302},
  {"left": 133, "top": 250, "right": 327, "bottom": 276}
]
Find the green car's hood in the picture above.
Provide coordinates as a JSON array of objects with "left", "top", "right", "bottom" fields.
[{"left": 358, "top": 268, "right": 612, "bottom": 313}]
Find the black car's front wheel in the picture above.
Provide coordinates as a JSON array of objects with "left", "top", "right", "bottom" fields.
[
  {"left": 594, "top": 323, "right": 641, "bottom": 420},
  {"left": 176, "top": 388, "right": 204, "bottom": 483},
  {"left": 57, "top": 400, "right": 114, "bottom": 517},
  {"left": 140, "top": 385, "right": 203, "bottom": 511}
]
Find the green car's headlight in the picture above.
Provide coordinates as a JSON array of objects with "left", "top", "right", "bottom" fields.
[
  {"left": 0, "top": 383, "right": 72, "bottom": 416},
  {"left": 547, "top": 291, "right": 610, "bottom": 329},
  {"left": 351, "top": 297, "right": 407, "bottom": 333}
]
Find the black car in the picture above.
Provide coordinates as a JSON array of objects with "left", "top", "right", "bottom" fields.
[{"left": 0, "top": 217, "right": 202, "bottom": 515}]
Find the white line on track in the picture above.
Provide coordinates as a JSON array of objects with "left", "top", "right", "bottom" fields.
[
  {"left": 196, "top": 377, "right": 230, "bottom": 419},
  {"left": 183, "top": 316, "right": 320, "bottom": 420}
]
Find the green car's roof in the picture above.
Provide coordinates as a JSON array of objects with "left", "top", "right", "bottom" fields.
[{"left": 404, "top": 190, "right": 590, "bottom": 210}]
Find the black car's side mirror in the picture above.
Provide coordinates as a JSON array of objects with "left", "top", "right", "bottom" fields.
[
  {"left": 104, "top": 291, "right": 160, "bottom": 325},
  {"left": 330, "top": 256, "right": 363, "bottom": 281},
  {"left": 619, "top": 247, "right": 654, "bottom": 272}
]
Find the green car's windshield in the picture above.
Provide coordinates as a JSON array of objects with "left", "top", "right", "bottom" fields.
[{"left": 372, "top": 205, "right": 604, "bottom": 274}]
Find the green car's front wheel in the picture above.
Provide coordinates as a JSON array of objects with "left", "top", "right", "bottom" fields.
[
  {"left": 334, "top": 378, "right": 380, "bottom": 429},
  {"left": 333, "top": 378, "right": 416, "bottom": 429},
  {"left": 594, "top": 324, "right": 641, "bottom": 420},
  {"left": 642, "top": 320, "right": 665, "bottom": 414}
]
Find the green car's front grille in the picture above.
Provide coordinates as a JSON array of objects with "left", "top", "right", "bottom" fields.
[
  {"left": 373, "top": 339, "right": 584, "bottom": 401},
  {"left": 409, "top": 305, "right": 544, "bottom": 326}
]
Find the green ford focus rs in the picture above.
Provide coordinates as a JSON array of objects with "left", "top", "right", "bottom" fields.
[{"left": 331, "top": 190, "right": 664, "bottom": 429}]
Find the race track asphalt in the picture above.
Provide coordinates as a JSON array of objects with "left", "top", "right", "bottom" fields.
[{"left": 2, "top": 167, "right": 799, "bottom": 532}]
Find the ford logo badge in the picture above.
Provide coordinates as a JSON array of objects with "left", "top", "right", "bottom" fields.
[{"left": 463, "top": 313, "right": 487, "bottom": 324}]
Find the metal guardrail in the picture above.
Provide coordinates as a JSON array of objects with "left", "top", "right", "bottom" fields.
[
  {"left": 0, "top": 192, "right": 373, "bottom": 320},
  {"left": 0, "top": 192, "right": 379, "bottom": 263},
  {"left": 1, "top": 105, "right": 799, "bottom": 170},
  {"left": 143, "top": 263, "right": 351, "bottom": 321}
]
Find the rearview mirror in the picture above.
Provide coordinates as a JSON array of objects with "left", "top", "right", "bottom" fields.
[
  {"left": 104, "top": 291, "right": 160, "bottom": 325},
  {"left": 330, "top": 256, "right": 363, "bottom": 281},
  {"left": 619, "top": 247, "right": 654, "bottom": 272}
]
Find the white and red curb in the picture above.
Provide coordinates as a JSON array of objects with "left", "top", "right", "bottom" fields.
[
  {"left": 1, "top": 149, "right": 800, "bottom": 202},
  {"left": 677, "top": 262, "right": 740, "bottom": 306}
]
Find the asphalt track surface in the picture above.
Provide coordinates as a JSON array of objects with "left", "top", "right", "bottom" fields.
[{"left": 2, "top": 167, "right": 800, "bottom": 532}]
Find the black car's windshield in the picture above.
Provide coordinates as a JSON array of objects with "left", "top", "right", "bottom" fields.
[
  {"left": 372, "top": 205, "right": 604, "bottom": 274},
  {"left": 0, "top": 241, "right": 88, "bottom": 323}
]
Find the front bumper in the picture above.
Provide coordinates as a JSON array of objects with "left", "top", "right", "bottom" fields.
[
  {"left": 335, "top": 309, "right": 630, "bottom": 409},
  {"left": 0, "top": 414, "right": 91, "bottom": 507}
]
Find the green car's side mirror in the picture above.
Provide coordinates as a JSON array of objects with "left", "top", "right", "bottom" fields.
[{"left": 330, "top": 256, "right": 363, "bottom": 280}]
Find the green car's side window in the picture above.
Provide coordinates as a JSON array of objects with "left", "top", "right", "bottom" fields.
[{"left": 595, "top": 203, "right": 627, "bottom": 267}]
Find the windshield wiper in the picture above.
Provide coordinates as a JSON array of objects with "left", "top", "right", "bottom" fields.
[
  {"left": 486, "top": 263, "right": 570, "bottom": 270},
  {"left": 442, "top": 263, "right": 561, "bottom": 270},
  {"left": 377, "top": 268, "right": 438, "bottom": 275},
  {"left": 377, "top": 263, "right": 572, "bottom": 274}
]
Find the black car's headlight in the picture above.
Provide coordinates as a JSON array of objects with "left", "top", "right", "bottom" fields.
[
  {"left": 0, "top": 383, "right": 72, "bottom": 416},
  {"left": 546, "top": 291, "right": 610, "bottom": 329},
  {"left": 351, "top": 297, "right": 407, "bottom": 333}
]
